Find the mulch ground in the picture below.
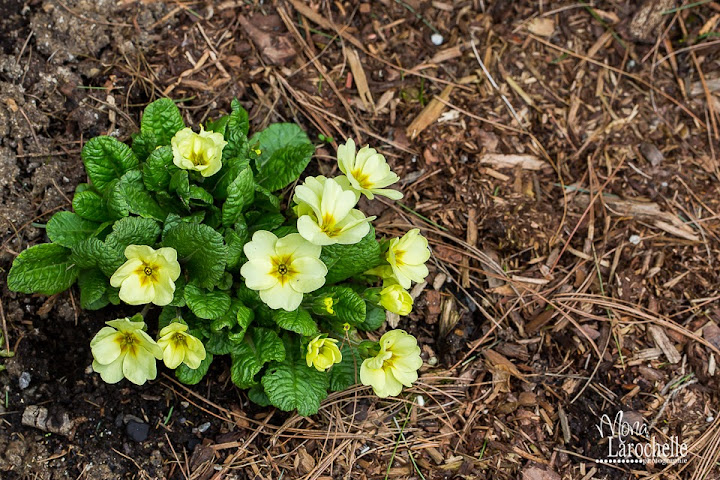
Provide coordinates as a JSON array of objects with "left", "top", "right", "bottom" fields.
[{"left": 1, "top": 0, "right": 720, "bottom": 479}]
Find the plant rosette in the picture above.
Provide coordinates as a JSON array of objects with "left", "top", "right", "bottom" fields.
[{"left": 7, "top": 98, "right": 432, "bottom": 415}]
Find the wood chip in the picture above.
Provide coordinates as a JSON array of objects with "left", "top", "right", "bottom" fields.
[
  {"left": 347, "top": 48, "right": 374, "bottom": 110},
  {"left": 648, "top": 325, "right": 681, "bottom": 364},
  {"left": 478, "top": 153, "right": 547, "bottom": 170},
  {"left": 526, "top": 17, "right": 555, "bottom": 37},
  {"left": 406, "top": 84, "right": 454, "bottom": 139}
]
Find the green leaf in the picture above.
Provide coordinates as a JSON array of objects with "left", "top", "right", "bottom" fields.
[
  {"left": 225, "top": 228, "right": 247, "bottom": 270},
  {"left": 82, "top": 136, "right": 139, "bottom": 192},
  {"left": 70, "top": 237, "right": 109, "bottom": 269},
  {"left": 272, "top": 309, "right": 319, "bottom": 337},
  {"left": 229, "top": 99, "right": 249, "bottom": 137},
  {"left": 104, "top": 217, "right": 162, "bottom": 273},
  {"left": 184, "top": 283, "right": 231, "bottom": 320},
  {"left": 320, "top": 226, "right": 382, "bottom": 284},
  {"left": 253, "top": 184, "right": 281, "bottom": 211},
  {"left": 329, "top": 344, "right": 359, "bottom": 391},
  {"left": 357, "top": 302, "right": 386, "bottom": 331},
  {"left": 189, "top": 185, "right": 213, "bottom": 206},
  {"left": 46, "top": 212, "right": 99, "bottom": 248},
  {"left": 221, "top": 167, "right": 254, "bottom": 226},
  {"left": 72, "top": 189, "right": 111, "bottom": 222},
  {"left": 245, "top": 211, "right": 285, "bottom": 233},
  {"left": 247, "top": 384, "right": 271, "bottom": 407},
  {"left": 262, "top": 358, "right": 329, "bottom": 416},
  {"left": 206, "top": 157, "right": 250, "bottom": 200},
  {"left": 7, "top": 243, "right": 78, "bottom": 295},
  {"left": 78, "top": 268, "right": 108, "bottom": 310},
  {"left": 131, "top": 131, "right": 156, "bottom": 162},
  {"left": 230, "top": 327, "right": 285, "bottom": 389},
  {"left": 168, "top": 276, "right": 186, "bottom": 307},
  {"left": 141, "top": 98, "right": 185, "bottom": 146},
  {"left": 176, "top": 353, "right": 213, "bottom": 385},
  {"left": 163, "top": 223, "right": 227, "bottom": 288},
  {"left": 205, "top": 331, "right": 233, "bottom": 355},
  {"left": 142, "top": 146, "right": 178, "bottom": 192},
  {"left": 206, "top": 115, "right": 229, "bottom": 135},
  {"left": 251, "top": 123, "right": 314, "bottom": 192},
  {"left": 108, "top": 170, "right": 168, "bottom": 222},
  {"left": 313, "top": 286, "right": 366, "bottom": 325}
]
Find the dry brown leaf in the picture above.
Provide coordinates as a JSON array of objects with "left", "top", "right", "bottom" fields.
[
  {"left": 347, "top": 48, "right": 374, "bottom": 110},
  {"left": 406, "top": 85, "right": 454, "bottom": 139},
  {"left": 479, "top": 153, "right": 547, "bottom": 170}
]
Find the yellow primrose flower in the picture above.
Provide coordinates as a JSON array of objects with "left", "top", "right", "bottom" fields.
[
  {"left": 156, "top": 322, "right": 206, "bottom": 369},
  {"left": 110, "top": 245, "right": 181, "bottom": 306},
  {"left": 380, "top": 284, "right": 413, "bottom": 316},
  {"left": 360, "top": 329, "right": 422, "bottom": 398},
  {"left": 386, "top": 229, "right": 431, "bottom": 289},
  {"left": 306, "top": 335, "right": 342, "bottom": 372},
  {"left": 90, "top": 317, "right": 163, "bottom": 385},
  {"left": 293, "top": 176, "right": 375, "bottom": 246},
  {"left": 240, "top": 231, "right": 328, "bottom": 311},
  {"left": 323, "top": 297, "right": 335, "bottom": 314},
  {"left": 337, "top": 138, "right": 403, "bottom": 200},
  {"left": 171, "top": 126, "right": 227, "bottom": 177}
]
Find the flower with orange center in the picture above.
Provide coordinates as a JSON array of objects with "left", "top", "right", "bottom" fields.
[
  {"left": 337, "top": 139, "right": 403, "bottom": 200},
  {"left": 90, "top": 316, "right": 163, "bottom": 385},
  {"left": 240, "top": 231, "right": 328, "bottom": 311},
  {"left": 110, "top": 245, "right": 181, "bottom": 306}
]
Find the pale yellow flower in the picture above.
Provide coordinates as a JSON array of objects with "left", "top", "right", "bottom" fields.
[
  {"left": 110, "top": 245, "right": 181, "bottom": 306},
  {"left": 380, "top": 284, "right": 413, "bottom": 316},
  {"left": 156, "top": 323, "right": 206, "bottom": 369},
  {"left": 337, "top": 139, "right": 402, "bottom": 200},
  {"left": 240, "top": 231, "right": 327, "bottom": 311},
  {"left": 360, "top": 330, "right": 422, "bottom": 398},
  {"left": 386, "top": 229, "right": 430, "bottom": 289},
  {"left": 306, "top": 335, "right": 342, "bottom": 372},
  {"left": 91, "top": 317, "right": 163, "bottom": 385},
  {"left": 294, "top": 176, "right": 374, "bottom": 246},
  {"left": 171, "top": 126, "right": 227, "bottom": 177}
]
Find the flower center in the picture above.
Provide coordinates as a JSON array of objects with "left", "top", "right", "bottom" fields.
[
  {"left": 123, "top": 333, "right": 136, "bottom": 346},
  {"left": 320, "top": 213, "right": 339, "bottom": 236},
  {"left": 143, "top": 266, "right": 153, "bottom": 276},
  {"left": 173, "top": 333, "right": 187, "bottom": 345},
  {"left": 188, "top": 149, "right": 209, "bottom": 166},
  {"left": 270, "top": 255, "right": 295, "bottom": 286},
  {"left": 351, "top": 168, "right": 373, "bottom": 189}
]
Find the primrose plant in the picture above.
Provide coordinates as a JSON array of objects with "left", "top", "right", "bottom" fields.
[{"left": 7, "top": 99, "right": 431, "bottom": 415}]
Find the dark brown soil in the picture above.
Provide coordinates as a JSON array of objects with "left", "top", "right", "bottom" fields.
[{"left": 2, "top": 1, "right": 720, "bottom": 479}]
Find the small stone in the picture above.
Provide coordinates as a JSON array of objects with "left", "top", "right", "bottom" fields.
[
  {"left": 197, "top": 421, "right": 211, "bottom": 433},
  {"left": 431, "top": 33, "right": 444, "bottom": 46},
  {"left": 629, "top": 234, "right": 641, "bottom": 245},
  {"left": 18, "top": 372, "right": 31, "bottom": 390},
  {"left": 126, "top": 420, "right": 150, "bottom": 442}
]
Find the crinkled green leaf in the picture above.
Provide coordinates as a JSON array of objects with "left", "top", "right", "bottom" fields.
[
  {"left": 251, "top": 123, "right": 314, "bottom": 192},
  {"left": 262, "top": 358, "right": 329, "bottom": 416},
  {"left": 131, "top": 131, "right": 157, "bottom": 162},
  {"left": 247, "top": 384, "right": 271, "bottom": 407},
  {"left": 230, "top": 327, "right": 285, "bottom": 389},
  {"left": 229, "top": 99, "right": 249, "bottom": 137},
  {"left": 163, "top": 222, "right": 227, "bottom": 288},
  {"left": 245, "top": 211, "right": 285, "bottom": 233},
  {"left": 272, "top": 309, "right": 319, "bottom": 337},
  {"left": 225, "top": 228, "right": 247, "bottom": 270},
  {"left": 72, "top": 189, "right": 112, "bottom": 222},
  {"left": 329, "top": 344, "right": 359, "bottom": 392},
  {"left": 140, "top": 98, "right": 185, "bottom": 146},
  {"left": 357, "top": 301, "right": 386, "bottom": 331},
  {"left": 206, "top": 157, "right": 250, "bottom": 200},
  {"left": 7, "top": 243, "right": 78, "bottom": 295},
  {"left": 189, "top": 185, "right": 213, "bottom": 206},
  {"left": 104, "top": 216, "right": 162, "bottom": 273},
  {"left": 321, "top": 226, "right": 382, "bottom": 284},
  {"left": 184, "top": 283, "right": 231, "bottom": 320},
  {"left": 253, "top": 184, "right": 281, "bottom": 211},
  {"left": 46, "top": 211, "right": 100, "bottom": 248},
  {"left": 78, "top": 268, "right": 109, "bottom": 310},
  {"left": 313, "top": 285, "right": 366, "bottom": 325},
  {"left": 176, "top": 353, "right": 213, "bottom": 385},
  {"left": 108, "top": 170, "right": 168, "bottom": 221},
  {"left": 82, "top": 136, "right": 139, "bottom": 192},
  {"left": 221, "top": 167, "right": 254, "bottom": 226},
  {"left": 206, "top": 115, "right": 229, "bottom": 135},
  {"left": 142, "top": 146, "right": 178, "bottom": 192}
]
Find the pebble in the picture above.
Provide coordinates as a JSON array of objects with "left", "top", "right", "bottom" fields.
[
  {"left": 193, "top": 421, "right": 211, "bottom": 434},
  {"left": 431, "top": 33, "right": 444, "bottom": 45},
  {"left": 19, "top": 372, "right": 31, "bottom": 390},
  {"left": 126, "top": 420, "right": 150, "bottom": 443},
  {"left": 629, "top": 234, "right": 641, "bottom": 245}
]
